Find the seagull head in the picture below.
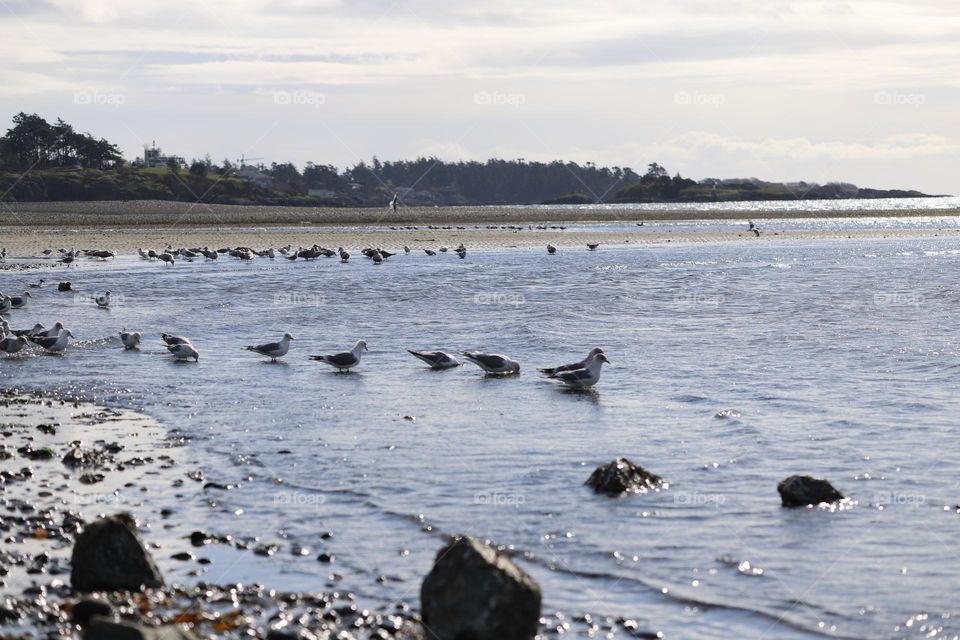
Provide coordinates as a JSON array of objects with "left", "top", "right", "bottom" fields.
[
  {"left": 64, "top": 329, "right": 75, "bottom": 339},
  {"left": 355, "top": 340, "right": 368, "bottom": 352},
  {"left": 283, "top": 333, "right": 294, "bottom": 341},
  {"left": 588, "top": 347, "right": 604, "bottom": 357},
  {"left": 595, "top": 353, "right": 610, "bottom": 365}
]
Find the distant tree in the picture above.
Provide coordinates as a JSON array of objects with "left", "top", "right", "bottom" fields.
[
  {"left": 645, "top": 162, "right": 668, "bottom": 179},
  {"left": 189, "top": 161, "right": 208, "bottom": 177}
]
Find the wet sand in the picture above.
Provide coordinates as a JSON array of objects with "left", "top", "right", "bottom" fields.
[
  {"left": 4, "top": 199, "right": 955, "bottom": 228},
  {"left": 1, "top": 200, "right": 958, "bottom": 258},
  {"left": 0, "top": 389, "right": 426, "bottom": 638}
]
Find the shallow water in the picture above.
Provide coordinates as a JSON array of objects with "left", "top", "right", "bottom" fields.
[{"left": 2, "top": 232, "right": 959, "bottom": 639}]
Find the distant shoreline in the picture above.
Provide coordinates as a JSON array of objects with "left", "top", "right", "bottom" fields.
[{"left": 1, "top": 199, "right": 958, "bottom": 228}]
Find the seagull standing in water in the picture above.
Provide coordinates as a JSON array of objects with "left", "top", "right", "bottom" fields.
[
  {"left": 168, "top": 342, "right": 200, "bottom": 362},
  {"left": 161, "top": 333, "right": 192, "bottom": 346},
  {"left": 408, "top": 349, "right": 461, "bottom": 370},
  {"left": 93, "top": 291, "right": 111, "bottom": 308},
  {"left": 538, "top": 347, "right": 604, "bottom": 377},
  {"left": 0, "top": 335, "right": 29, "bottom": 355},
  {"left": 119, "top": 330, "right": 141, "bottom": 350},
  {"left": 462, "top": 351, "right": 520, "bottom": 375},
  {"left": 31, "top": 329, "right": 75, "bottom": 353},
  {"left": 245, "top": 333, "right": 294, "bottom": 362},
  {"left": 309, "top": 340, "right": 368, "bottom": 372},
  {"left": 551, "top": 353, "right": 610, "bottom": 388},
  {"left": 8, "top": 292, "right": 31, "bottom": 309}
]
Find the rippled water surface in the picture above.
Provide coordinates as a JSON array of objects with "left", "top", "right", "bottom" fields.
[{"left": 3, "top": 232, "right": 959, "bottom": 639}]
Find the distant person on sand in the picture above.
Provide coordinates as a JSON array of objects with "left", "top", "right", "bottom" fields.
[{"left": 389, "top": 192, "right": 399, "bottom": 212}]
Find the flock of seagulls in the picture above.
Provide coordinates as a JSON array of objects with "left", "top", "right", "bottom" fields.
[{"left": 0, "top": 309, "right": 610, "bottom": 387}]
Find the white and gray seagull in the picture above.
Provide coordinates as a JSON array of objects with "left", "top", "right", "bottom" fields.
[
  {"left": 167, "top": 342, "right": 199, "bottom": 362},
  {"left": 0, "top": 335, "right": 29, "bottom": 355},
  {"left": 550, "top": 353, "right": 610, "bottom": 388},
  {"left": 8, "top": 291, "right": 31, "bottom": 309},
  {"left": 161, "top": 333, "right": 192, "bottom": 346},
  {"left": 538, "top": 347, "right": 604, "bottom": 377},
  {"left": 408, "top": 349, "right": 461, "bottom": 370},
  {"left": 30, "top": 329, "right": 75, "bottom": 353},
  {"left": 119, "top": 330, "right": 141, "bottom": 350},
  {"left": 462, "top": 351, "right": 520, "bottom": 375},
  {"left": 245, "top": 333, "right": 294, "bottom": 362},
  {"left": 309, "top": 340, "right": 368, "bottom": 372},
  {"left": 93, "top": 291, "right": 111, "bottom": 308}
]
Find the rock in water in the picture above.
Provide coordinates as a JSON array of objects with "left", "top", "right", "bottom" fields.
[
  {"left": 777, "top": 475, "right": 845, "bottom": 507},
  {"left": 85, "top": 618, "right": 199, "bottom": 639},
  {"left": 71, "top": 513, "right": 164, "bottom": 592},
  {"left": 585, "top": 458, "right": 664, "bottom": 495},
  {"left": 72, "top": 599, "right": 113, "bottom": 625},
  {"left": 421, "top": 536, "right": 541, "bottom": 640},
  {"left": 58, "top": 282, "right": 72, "bottom": 292}
]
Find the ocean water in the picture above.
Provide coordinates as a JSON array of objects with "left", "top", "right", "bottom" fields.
[{"left": 2, "top": 226, "right": 959, "bottom": 639}]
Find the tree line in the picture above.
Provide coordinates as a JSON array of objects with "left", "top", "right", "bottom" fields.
[{"left": 0, "top": 113, "right": 123, "bottom": 171}]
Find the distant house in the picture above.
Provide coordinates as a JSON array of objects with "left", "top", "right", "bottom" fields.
[
  {"left": 133, "top": 142, "right": 184, "bottom": 169},
  {"left": 235, "top": 165, "right": 273, "bottom": 188}
]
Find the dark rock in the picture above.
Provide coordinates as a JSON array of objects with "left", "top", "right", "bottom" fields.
[
  {"left": 72, "top": 598, "right": 113, "bottom": 625},
  {"left": 421, "top": 536, "right": 541, "bottom": 640},
  {"left": 777, "top": 475, "right": 845, "bottom": 507},
  {"left": 63, "top": 446, "right": 110, "bottom": 468},
  {"left": 84, "top": 618, "right": 199, "bottom": 639},
  {"left": 58, "top": 282, "right": 72, "bottom": 292},
  {"left": 71, "top": 513, "right": 164, "bottom": 592},
  {"left": 317, "top": 553, "right": 334, "bottom": 563},
  {"left": 585, "top": 458, "right": 664, "bottom": 495}
]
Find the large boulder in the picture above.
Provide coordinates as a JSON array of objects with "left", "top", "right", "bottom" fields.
[
  {"left": 585, "top": 458, "right": 664, "bottom": 495},
  {"left": 421, "top": 536, "right": 541, "bottom": 640},
  {"left": 71, "top": 513, "right": 164, "bottom": 592},
  {"left": 777, "top": 475, "right": 844, "bottom": 507},
  {"left": 84, "top": 618, "right": 198, "bottom": 640}
]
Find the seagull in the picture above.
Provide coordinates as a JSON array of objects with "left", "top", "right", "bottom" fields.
[
  {"left": 119, "top": 330, "right": 141, "bottom": 350},
  {"left": 8, "top": 292, "right": 31, "bottom": 309},
  {"left": 0, "top": 298, "right": 11, "bottom": 314},
  {"left": 31, "top": 329, "right": 75, "bottom": 353},
  {"left": 0, "top": 335, "right": 29, "bottom": 355},
  {"left": 31, "top": 322, "right": 64, "bottom": 338},
  {"left": 587, "top": 243, "right": 599, "bottom": 251},
  {"left": 168, "top": 342, "right": 199, "bottom": 362},
  {"left": 338, "top": 248, "right": 350, "bottom": 263},
  {"left": 408, "top": 349, "right": 461, "bottom": 370},
  {"left": 403, "top": 246, "right": 411, "bottom": 254},
  {"left": 245, "top": 333, "right": 294, "bottom": 362},
  {"left": 751, "top": 227, "right": 761, "bottom": 237},
  {"left": 748, "top": 220, "right": 756, "bottom": 231},
  {"left": 424, "top": 249, "right": 436, "bottom": 256},
  {"left": 538, "top": 348, "right": 604, "bottom": 377},
  {"left": 93, "top": 291, "right": 111, "bottom": 308},
  {"left": 27, "top": 279, "right": 45, "bottom": 288},
  {"left": 309, "top": 340, "right": 368, "bottom": 373},
  {"left": 547, "top": 244, "right": 557, "bottom": 254},
  {"left": 551, "top": 353, "right": 610, "bottom": 388},
  {"left": 161, "top": 333, "right": 192, "bottom": 346},
  {"left": 158, "top": 253, "right": 176, "bottom": 265},
  {"left": 59, "top": 255, "right": 75, "bottom": 265},
  {"left": 462, "top": 351, "right": 520, "bottom": 375}
]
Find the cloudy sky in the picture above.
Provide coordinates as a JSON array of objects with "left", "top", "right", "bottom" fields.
[{"left": 1, "top": 0, "right": 957, "bottom": 193}]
